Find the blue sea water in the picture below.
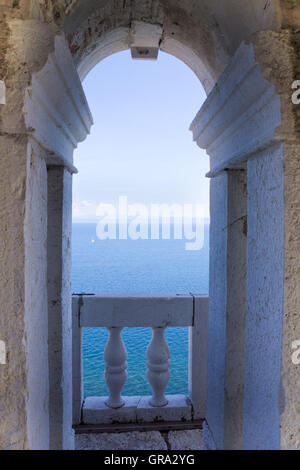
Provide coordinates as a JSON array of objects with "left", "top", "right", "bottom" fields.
[{"left": 72, "top": 223, "right": 209, "bottom": 398}]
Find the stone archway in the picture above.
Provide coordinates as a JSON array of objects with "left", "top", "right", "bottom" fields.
[{"left": 0, "top": 0, "right": 299, "bottom": 451}]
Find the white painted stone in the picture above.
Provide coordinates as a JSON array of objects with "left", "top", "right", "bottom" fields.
[
  {"left": 190, "top": 37, "right": 287, "bottom": 450},
  {"left": 72, "top": 294, "right": 208, "bottom": 426},
  {"left": 0, "top": 80, "right": 5, "bottom": 105},
  {"left": 72, "top": 296, "right": 83, "bottom": 425},
  {"left": 130, "top": 21, "right": 162, "bottom": 48},
  {"left": 146, "top": 327, "right": 170, "bottom": 407},
  {"left": 77, "top": 28, "right": 130, "bottom": 81},
  {"left": 24, "top": 141, "right": 50, "bottom": 450},
  {"left": 188, "top": 295, "right": 209, "bottom": 419},
  {"left": 104, "top": 327, "right": 128, "bottom": 409},
  {"left": 160, "top": 37, "right": 214, "bottom": 92},
  {"left": 130, "top": 21, "right": 162, "bottom": 61},
  {"left": 190, "top": 42, "right": 281, "bottom": 176},
  {"left": 224, "top": 170, "right": 247, "bottom": 450},
  {"left": 47, "top": 166, "right": 74, "bottom": 450},
  {"left": 243, "top": 145, "right": 284, "bottom": 450},
  {"left": 137, "top": 395, "right": 192, "bottom": 423},
  {"left": 78, "top": 293, "right": 193, "bottom": 328},
  {"left": 82, "top": 396, "right": 141, "bottom": 425},
  {"left": 75, "top": 431, "right": 167, "bottom": 451},
  {"left": 78, "top": 22, "right": 163, "bottom": 78},
  {"left": 24, "top": 35, "right": 93, "bottom": 167},
  {"left": 131, "top": 47, "right": 159, "bottom": 60},
  {"left": 205, "top": 174, "right": 228, "bottom": 449},
  {"left": 82, "top": 394, "right": 193, "bottom": 425},
  {"left": 0, "top": 340, "right": 6, "bottom": 364}
]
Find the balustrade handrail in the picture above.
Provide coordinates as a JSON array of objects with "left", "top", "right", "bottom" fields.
[
  {"left": 74, "top": 293, "right": 195, "bottom": 328},
  {"left": 72, "top": 293, "right": 209, "bottom": 426}
]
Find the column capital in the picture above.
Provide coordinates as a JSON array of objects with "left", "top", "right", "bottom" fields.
[
  {"left": 190, "top": 42, "right": 281, "bottom": 178},
  {"left": 24, "top": 34, "right": 93, "bottom": 170}
]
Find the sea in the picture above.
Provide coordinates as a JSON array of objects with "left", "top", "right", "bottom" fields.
[{"left": 72, "top": 223, "right": 209, "bottom": 398}]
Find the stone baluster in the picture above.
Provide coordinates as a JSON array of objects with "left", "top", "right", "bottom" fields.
[
  {"left": 146, "top": 327, "right": 170, "bottom": 407},
  {"left": 104, "top": 327, "right": 128, "bottom": 409}
]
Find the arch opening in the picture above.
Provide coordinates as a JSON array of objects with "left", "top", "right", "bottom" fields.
[
  {"left": 4, "top": 0, "right": 296, "bottom": 451},
  {"left": 72, "top": 47, "right": 210, "bottom": 399},
  {"left": 75, "top": 22, "right": 215, "bottom": 94}
]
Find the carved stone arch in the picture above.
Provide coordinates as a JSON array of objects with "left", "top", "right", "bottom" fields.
[{"left": 0, "top": 0, "right": 299, "bottom": 451}]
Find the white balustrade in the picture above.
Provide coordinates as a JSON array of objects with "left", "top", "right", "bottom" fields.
[
  {"left": 72, "top": 293, "right": 209, "bottom": 426},
  {"left": 146, "top": 327, "right": 170, "bottom": 407},
  {"left": 104, "top": 327, "right": 128, "bottom": 409}
]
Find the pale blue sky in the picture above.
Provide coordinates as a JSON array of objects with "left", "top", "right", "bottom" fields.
[{"left": 73, "top": 50, "right": 209, "bottom": 221}]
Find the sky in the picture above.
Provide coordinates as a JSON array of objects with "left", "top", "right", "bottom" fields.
[{"left": 73, "top": 50, "right": 210, "bottom": 222}]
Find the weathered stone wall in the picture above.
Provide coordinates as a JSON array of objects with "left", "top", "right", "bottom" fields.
[
  {"left": 0, "top": 134, "right": 29, "bottom": 450},
  {"left": 24, "top": 140, "right": 49, "bottom": 450},
  {"left": 63, "top": 0, "right": 279, "bottom": 93},
  {"left": 0, "top": 6, "right": 58, "bottom": 450},
  {"left": 0, "top": 0, "right": 299, "bottom": 450},
  {"left": 252, "top": 30, "right": 300, "bottom": 450},
  {"left": 190, "top": 21, "right": 299, "bottom": 448},
  {"left": 26, "top": 0, "right": 280, "bottom": 93}
]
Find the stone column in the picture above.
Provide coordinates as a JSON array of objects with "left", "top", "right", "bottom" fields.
[
  {"left": 203, "top": 170, "right": 247, "bottom": 450},
  {"left": 0, "top": 133, "right": 50, "bottom": 450},
  {"left": 224, "top": 170, "right": 247, "bottom": 450},
  {"left": 0, "top": 19, "right": 59, "bottom": 450},
  {"left": 243, "top": 144, "right": 284, "bottom": 449},
  {"left": 243, "top": 31, "right": 300, "bottom": 451},
  {"left": 190, "top": 40, "right": 282, "bottom": 449},
  {"left": 205, "top": 172, "right": 228, "bottom": 449},
  {"left": 24, "top": 140, "right": 51, "bottom": 450},
  {"left": 0, "top": 26, "right": 92, "bottom": 449},
  {"left": 47, "top": 166, "right": 74, "bottom": 450},
  {"left": 24, "top": 35, "right": 93, "bottom": 450}
]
